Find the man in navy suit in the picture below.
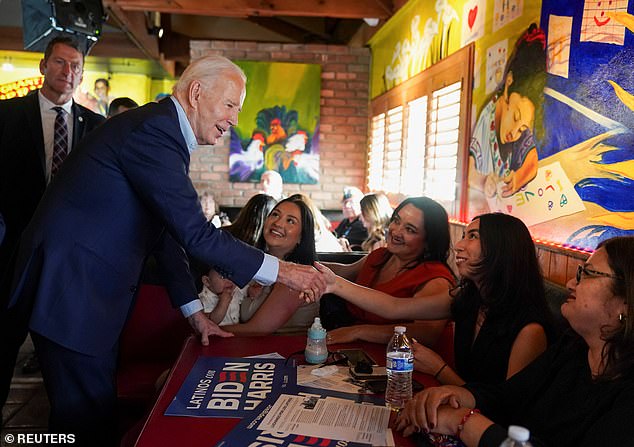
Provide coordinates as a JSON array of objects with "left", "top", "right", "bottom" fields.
[
  {"left": 0, "top": 36, "right": 104, "bottom": 414},
  {"left": 6, "top": 55, "right": 325, "bottom": 444}
]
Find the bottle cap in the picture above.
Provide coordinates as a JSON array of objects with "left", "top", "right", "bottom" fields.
[
  {"left": 508, "top": 425, "right": 530, "bottom": 442},
  {"left": 308, "top": 317, "right": 326, "bottom": 339},
  {"left": 311, "top": 317, "right": 324, "bottom": 330},
  {"left": 394, "top": 326, "right": 406, "bottom": 334}
]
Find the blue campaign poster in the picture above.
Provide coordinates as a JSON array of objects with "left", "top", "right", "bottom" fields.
[{"left": 165, "top": 356, "right": 296, "bottom": 418}]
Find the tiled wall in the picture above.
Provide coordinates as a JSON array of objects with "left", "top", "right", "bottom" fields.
[{"left": 188, "top": 40, "right": 371, "bottom": 209}]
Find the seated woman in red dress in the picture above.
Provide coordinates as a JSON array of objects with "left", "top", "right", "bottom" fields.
[{"left": 322, "top": 196, "right": 456, "bottom": 349}]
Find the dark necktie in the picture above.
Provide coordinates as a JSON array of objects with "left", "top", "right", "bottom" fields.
[{"left": 52, "top": 106, "right": 69, "bottom": 177}]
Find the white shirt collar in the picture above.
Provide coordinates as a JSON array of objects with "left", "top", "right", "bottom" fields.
[
  {"left": 170, "top": 96, "right": 198, "bottom": 154},
  {"left": 38, "top": 90, "right": 73, "bottom": 114}
]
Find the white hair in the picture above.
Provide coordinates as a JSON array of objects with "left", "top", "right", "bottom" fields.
[
  {"left": 173, "top": 55, "right": 246, "bottom": 95},
  {"left": 261, "top": 170, "right": 282, "bottom": 183}
]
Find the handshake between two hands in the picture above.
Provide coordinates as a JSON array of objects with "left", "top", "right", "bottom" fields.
[{"left": 282, "top": 261, "right": 335, "bottom": 303}]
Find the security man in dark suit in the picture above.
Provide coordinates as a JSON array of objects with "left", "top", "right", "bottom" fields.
[
  {"left": 0, "top": 36, "right": 105, "bottom": 416},
  {"left": 6, "top": 55, "right": 325, "bottom": 445}
]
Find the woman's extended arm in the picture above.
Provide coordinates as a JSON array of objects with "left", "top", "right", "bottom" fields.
[
  {"left": 321, "top": 253, "right": 368, "bottom": 281},
  {"left": 412, "top": 340, "right": 465, "bottom": 386},
  {"left": 223, "top": 283, "right": 301, "bottom": 336},
  {"left": 326, "top": 277, "right": 452, "bottom": 345},
  {"left": 315, "top": 263, "right": 453, "bottom": 320},
  {"left": 327, "top": 321, "right": 446, "bottom": 345}
]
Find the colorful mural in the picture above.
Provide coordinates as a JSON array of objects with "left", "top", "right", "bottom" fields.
[
  {"left": 229, "top": 61, "right": 321, "bottom": 185},
  {"left": 469, "top": 3, "right": 634, "bottom": 251},
  {"left": 468, "top": 24, "right": 551, "bottom": 220},
  {"left": 469, "top": 2, "right": 634, "bottom": 250},
  {"left": 532, "top": 1, "right": 634, "bottom": 249},
  {"left": 369, "top": 0, "right": 633, "bottom": 251}
]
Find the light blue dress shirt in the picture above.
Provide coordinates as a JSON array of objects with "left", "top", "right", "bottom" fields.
[{"left": 169, "top": 96, "right": 279, "bottom": 317}]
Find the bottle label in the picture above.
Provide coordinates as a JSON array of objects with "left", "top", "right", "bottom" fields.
[{"left": 386, "top": 356, "right": 413, "bottom": 372}]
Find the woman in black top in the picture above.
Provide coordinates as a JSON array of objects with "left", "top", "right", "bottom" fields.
[
  {"left": 421, "top": 213, "right": 555, "bottom": 385},
  {"left": 396, "top": 236, "right": 634, "bottom": 447},
  {"left": 317, "top": 213, "right": 554, "bottom": 386}
]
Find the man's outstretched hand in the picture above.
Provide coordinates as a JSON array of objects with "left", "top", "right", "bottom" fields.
[
  {"left": 277, "top": 260, "right": 327, "bottom": 303},
  {"left": 187, "top": 310, "right": 233, "bottom": 346}
]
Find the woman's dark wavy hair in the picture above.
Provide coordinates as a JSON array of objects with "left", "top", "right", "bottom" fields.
[
  {"left": 373, "top": 196, "right": 452, "bottom": 271},
  {"left": 256, "top": 196, "right": 316, "bottom": 266},
  {"left": 597, "top": 236, "right": 634, "bottom": 381},
  {"left": 227, "top": 194, "right": 277, "bottom": 246},
  {"left": 503, "top": 23, "right": 547, "bottom": 141},
  {"left": 451, "top": 213, "right": 550, "bottom": 329}
]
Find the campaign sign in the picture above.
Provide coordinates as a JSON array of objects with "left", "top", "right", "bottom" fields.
[
  {"left": 165, "top": 356, "right": 296, "bottom": 418},
  {"left": 215, "top": 396, "right": 371, "bottom": 447}
]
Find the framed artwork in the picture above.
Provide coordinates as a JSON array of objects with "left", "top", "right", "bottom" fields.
[{"left": 229, "top": 61, "right": 321, "bottom": 184}]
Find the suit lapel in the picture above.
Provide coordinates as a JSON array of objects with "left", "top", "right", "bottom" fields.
[
  {"left": 71, "top": 102, "right": 85, "bottom": 150},
  {"left": 159, "top": 97, "right": 191, "bottom": 171},
  {"left": 24, "top": 92, "right": 46, "bottom": 175}
]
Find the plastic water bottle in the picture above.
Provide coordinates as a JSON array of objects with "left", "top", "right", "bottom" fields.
[
  {"left": 500, "top": 426, "right": 533, "bottom": 447},
  {"left": 305, "top": 317, "right": 328, "bottom": 364},
  {"left": 385, "top": 326, "right": 413, "bottom": 410}
]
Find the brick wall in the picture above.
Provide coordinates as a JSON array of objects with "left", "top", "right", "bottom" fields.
[{"left": 188, "top": 40, "right": 371, "bottom": 210}]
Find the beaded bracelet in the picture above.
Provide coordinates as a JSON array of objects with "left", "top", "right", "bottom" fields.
[
  {"left": 456, "top": 408, "right": 480, "bottom": 440},
  {"left": 434, "top": 362, "right": 448, "bottom": 379}
]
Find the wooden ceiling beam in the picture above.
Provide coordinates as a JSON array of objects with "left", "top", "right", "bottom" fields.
[
  {"left": 103, "top": 2, "right": 158, "bottom": 58},
  {"left": 373, "top": 0, "right": 395, "bottom": 16},
  {"left": 0, "top": 27, "right": 26, "bottom": 52},
  {"left": 0, "top": 26, "right": 149, "bottom": 60},
  {"left": 158, "top": 32, "right": 189, "bottom": 60},
  {"left": 247, "top": 16, "right": 340, "bottom": 44},
  {"left": 102, "top": 1, "right": 173, "bottom": 74},
  {"left": 108, "top": 0, "right": 393, "bottom": 20}
]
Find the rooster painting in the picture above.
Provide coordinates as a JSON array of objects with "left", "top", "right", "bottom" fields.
[{"left": 229, "top": 60, "right": 321, "bottom": 184}]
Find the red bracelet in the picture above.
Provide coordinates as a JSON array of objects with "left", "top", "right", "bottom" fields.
[{"left": 456, "top": 408, "right": 480, "bottom": 439}]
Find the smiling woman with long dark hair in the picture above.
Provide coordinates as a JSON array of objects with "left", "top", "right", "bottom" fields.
[
  {"left": 222, "top": 195, "right": 318, "bottom": 335},
  {"left": 320, "top": 196, "right": 456, "bottom": 348}
]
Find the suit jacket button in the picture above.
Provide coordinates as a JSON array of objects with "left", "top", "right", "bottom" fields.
[{"left": 129, "top": 285, "right": 137, "bottom": 293}]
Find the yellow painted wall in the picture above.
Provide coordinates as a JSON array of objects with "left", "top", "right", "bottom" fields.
[
  {"left": 369, "top": 0, "right": 541, "bottom": 109},
  {"left": 0, "top": 50, "right": 173, "bottom": 105},
  {"left": 151, "top": 78, "right": 176, "bottom": 101}
]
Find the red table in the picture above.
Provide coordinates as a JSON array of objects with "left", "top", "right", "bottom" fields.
[{"left": 133, "top": 335, "right": 432, "bottom": 446}]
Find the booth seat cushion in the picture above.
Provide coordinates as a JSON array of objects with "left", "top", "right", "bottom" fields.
[
  {"left": 544, "top": 279, "right": 570, "bottom": 334},
  {"left": 317, "top": 251, "right": 367, "bottom": 264},
  {"left": 117, "top": 284, "right": 191, "bottom": 403}
]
